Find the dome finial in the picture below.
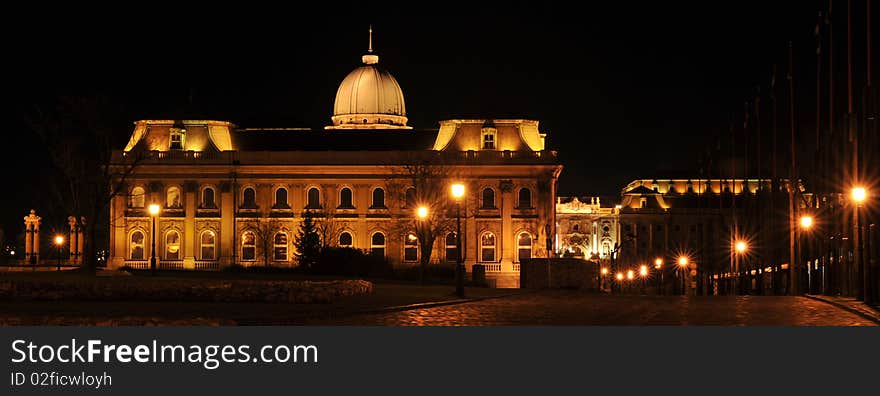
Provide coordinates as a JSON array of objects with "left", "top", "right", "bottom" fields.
[{"left": 362, "top": 25, "right": 379, "bottom": 65}]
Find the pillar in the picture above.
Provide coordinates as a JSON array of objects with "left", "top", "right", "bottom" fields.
[
  {"left": 183, "top": 181, "right": 197, "bottom": 269},
  {"left": 219, "top": 181, "right": 235, "bottom": 267},
  {"left": 24, "top": 210, "right": 41, "bottom": 265}
]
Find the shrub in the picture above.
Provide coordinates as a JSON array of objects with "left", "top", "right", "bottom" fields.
[{"left": 312, "top": 248, "right": 392, "bottom": 278}]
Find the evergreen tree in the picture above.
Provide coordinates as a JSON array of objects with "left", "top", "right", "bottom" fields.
[{"left": 294, "top": 210, "right": 321, "bottom": 270}]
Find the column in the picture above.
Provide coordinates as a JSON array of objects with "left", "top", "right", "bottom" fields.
[
  {"left": 183, "top": 181, "right": 197, "bottom": 269},
  {"left": 220, "top": 181, "right": 235, "bottom": 267}
]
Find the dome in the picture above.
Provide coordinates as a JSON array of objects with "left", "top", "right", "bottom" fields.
[{"left": 326, "top": 29, "right": 411, "bottom": 130}]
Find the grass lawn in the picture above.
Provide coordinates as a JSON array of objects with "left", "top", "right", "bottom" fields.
[{"left": 0, "top": 269, "right": 523, "bottom": 325}]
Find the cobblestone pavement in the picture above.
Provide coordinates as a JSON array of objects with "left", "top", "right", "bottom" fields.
[{"left": 309, "top": 291, "right": 878, "bottom": 326}]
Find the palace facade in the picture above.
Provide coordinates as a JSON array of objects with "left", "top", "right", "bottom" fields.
[{"left": 108, "top": 39, "right": 562, "bottom": 287}]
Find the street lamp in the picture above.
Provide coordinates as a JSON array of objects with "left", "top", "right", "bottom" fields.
[
  {"left": 654, "top": 258, "right": 663, "bottom": 295},
  {"left": 54, "top": 235, "right": 64, "bottom": 271},
  {"left": 639, "top": 264, "right": 648, "bottom": 294},
  {"left": 735, "top": 241, "right": 747, "bottom": 254},
  {"left": 149, "top": 203, "right": 160, "bottom": 276},
  {"left": 852, "top": 187, "right": 868, "bottom": 302},
  {"left": 451, "top": 183, "right": 465, "bottom": 298},
  {"left": 799, "top": 215, "right": 814, "bottom": 293},
  {"left": 416, "top": 206, "right": 428, "bottom": 219},
  {"left": 678, "top": 256, "right": 689, "bottom": 295},
  {"left": 799, "top": 215, "right": 813, "bottom": 230}
]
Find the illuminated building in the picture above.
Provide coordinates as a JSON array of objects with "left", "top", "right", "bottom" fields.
[{"left": 108, "top": 32, "right": 561, "bottom": 288}]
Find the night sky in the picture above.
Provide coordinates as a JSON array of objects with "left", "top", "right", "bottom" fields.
[{"left": 4, "top": 1, "right": 865, "bottom": 237}]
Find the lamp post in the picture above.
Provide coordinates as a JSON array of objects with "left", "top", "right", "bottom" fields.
[
  {"left": 54, "top": 235, "right": 64, "bottom": 271},
  {"left": 451, "top": 183, "right": 465, "bottom": 298},
  {"left": 149, "top": 204, "right": 160, "bottom": 276},
  {"left": 677, "top": 256, "right": 689, "bottom": 295},
  {"left": 654, "top": 257, "right": 663, "bottom": 295},
  {"left": 600, "top": 267, "right": 609, "bottom": 291},
  {"left": 734, "top": 241, "right": 747, "bottom": 295},
  {"left": 799, "top": 215, "right": 814, "bottom": 293},
  {"left": 639, "top": 264, "right": 648, "bottom": 294},
  {"left": 852, "top": 187, "right": 868, "bottom": 302}
]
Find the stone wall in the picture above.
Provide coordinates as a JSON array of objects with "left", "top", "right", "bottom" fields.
[
  {"left": 0, "top": 279, "right": 372, "bottom": 304},
  {"left": 520, "top": 258, "right": 599, "bottom": 290}
]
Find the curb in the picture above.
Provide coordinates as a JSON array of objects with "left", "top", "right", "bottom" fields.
[
  {"left": 803, "top": 294, "right": 880, "bottom": 325},
  {"left": 351, "top": 290, "right": 534, "bottom": 316}
]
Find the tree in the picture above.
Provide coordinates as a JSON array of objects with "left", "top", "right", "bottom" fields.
[
  {"left": 387, "top": 153, "right": 462, "bottom": 283},
  {"left": 23, "top": 95, "right": 142, "bottom": 274},
  {"left": 242, "top": 218, "right": 284, "bottom": 267},
  {"left": 313, "top": 210, "right": 339, "bottom": 251},
  {"left": 294, "top": 210, "right": 321, "bottom": 270}
]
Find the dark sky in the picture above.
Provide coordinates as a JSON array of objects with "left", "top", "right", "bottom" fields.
[{"left": 4, "top": 1, "right": 868, "bottom": 237}]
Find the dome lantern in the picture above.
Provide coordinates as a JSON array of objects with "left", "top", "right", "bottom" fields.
[{"left": 326, "top": 26, "right": 411, "bottom": 130}]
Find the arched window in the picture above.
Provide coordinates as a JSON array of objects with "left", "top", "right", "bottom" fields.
[
  {"left": 166, "top": 187, "right": 181, "bottom": 208},
  {"left": 130, "top": 186, "right": 145, "bottom": 208},
  {"left": 602, "top": 241, "right": 611, "bottom": 257},
  {"left": 274, "top": 188, "right": 289, "bottom": 208},
  {"left": 200, "top": 230, "right": 216, "bottom": 260},
  {"left": 202, "top": 187, "right": 216, "bottom": 208},
  {"left": 517, "top": 188, "right": 532, "bottom": 209},
  {"left": 404, "top": 233, "right": 418, "bottom": 262},
  {"left": 242, "top": 187, "right": 257, "bottom": 208},
  {"left": 573, "top": 223, "right": 580, "bottom": 232},
  {"left": 517, "top": 232, "right": 532, "bottom": 261},
  {"left": 339, "top": 188, "right": 354, "bottom": 208},
  {"left": 273, "top": 232, "right": 288, "bottom": 261},
  {"left": 370, "top": 232, "right": 385, "bottom": 257},
  {"left": 165, "top": 230, "right": 181, "bottom": 260},
  {"left": 482, "top": 188, "right": 496, "bottom": 209},
  {"left": 241, "top": 231, "right": 256, "bottom": 261},
  {"left": 372, "top": 188, "right": 386, "bottom": 208},
  {"left": 445, "top": 232, "right": 458, "bottom": 262},
  {"left": 338, "top": 232, "right": 353, "bottom": 248},
  {"left": 480, "top": 232, "right": 496, "bottom": 262},
  {"left": 130, "top": 231, "right": 145, "bottom": 260},
  {"left": 306, "top": 187, "right": 321, "bottom": 209},
  {"left": 404, "top": 187, "right": 416, "bottom": 208}
]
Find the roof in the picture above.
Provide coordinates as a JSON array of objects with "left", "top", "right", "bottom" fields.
[
  {"left": 233, "top": 129, "right": 439, "bottom": 151},
  {"left": 623, "top": 185, "right": 660, "bottom": 195}
]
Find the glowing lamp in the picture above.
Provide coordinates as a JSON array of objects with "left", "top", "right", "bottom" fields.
[
  {"left": 799, "top": 215, "right": 813, "bottom": 229},
  {"left": 851, "top": 187, "right": 866, "bottom": 203},
  {"left": 451, "top": 183, "right": 465, "bottom": 199},
  {"left": 639, "top": 265, "right": 648, "bottom": 277},
  {"left": 626, "top": 270, "right": 634, "bottom": 280},
  {"left": 54, "top": 235, "right": 64, "bottom": 246},
  {"left": 735, "top": 241, "right": 747, "bottom": 253},
  {"left": 615, "top": 272, "right": 624, "bottom": 281},
  {"left": 678, "top": 256, "right": 688, "bottom": 267},
  {"left": 148, "top": 204, "right": 161, "bottom": 216},
  {"left": 601, "top": 267, "right": 609, "bottom": 275},
  {"left": 417, "top": 206, "right": 428, "bottom": 219}
]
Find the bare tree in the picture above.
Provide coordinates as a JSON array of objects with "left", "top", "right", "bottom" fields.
[
  {"left": 23, "top": 95, "right": 143, "bottom": 274},
  {"left": 313, "top": 210, "right": 339, "bottom": 251},
  {"left": 387, "top": 152, "right": 462, "bottom": 283},
  {"left": 241, "top": 217, "right": 285, "bottom": 267}
]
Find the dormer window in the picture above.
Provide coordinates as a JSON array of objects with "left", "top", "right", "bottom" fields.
[
  {"left": 170, "top": 127, "right": 185, "bottom": 150},
  {"left": 481, "top": 128, "right": 496, "bottom": 150}
]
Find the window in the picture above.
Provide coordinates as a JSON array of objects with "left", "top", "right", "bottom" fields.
[
  {"left": 482, "top": 129, "right": 496, "bottom": 149},
  {"left": 338, "top": 232, "right": 353, "bottom": 248},
  {"left": 404, "top": 233, "right": 418, "bottom": 262},
  {"left": 166, "top": 187, "right": 181, "bottom": 208},
  {"left": 200, "top": 230, "right": 215, "bottom": 260},
  {"left": 307, "top": 187, "right": 321, "bottom": 209},
  {"left": 371, "top": 188, "right": 385, "bottom": 208},
  {"left": 242, "top": 187, "right": 257, "bottom": 208},
  {"left": 370, "top": 232, "right": 385, "bottom": 257},
  {"left": 130, "top": 231, "right": 144, "bottom": 260},
  {"left": 241, "top": 231, "right": 256, "bottom": 261},
  {"left": 273, "top": 232, "right": 288, "bottom": 261},
  {"left": 445, "top": 232, "right": 458, "bottom": 263},
  {"left": 518, "top": 188, "right": 532, "bottom": 209},
  {"left": 202, "top": 187, "right": 216, "bottom": 208},
  {"left": 404, "top": 187, "right": 416, "bottom": 208},
  {"left": 480, "top": 232, "right": 496, "bottom": 262},
  {"left": 640, "top": 198, "right": 647, "bottom": 208},
  {"left": 602, "top": 242, "right": 611, "bottom": 257},
  {"left": 130, "top": 186, "right": 145, "bottom": 208},
  {"left": 573, "top": 224, "right": 580, "bottom": 232},
  {"left": 517, "top": 232, "right": 532, "bottom": 261},
  {"left": 170, "top": 128, "right": 185, "bottom": 150},
  {"left": 274, "top": 188, "right": 289, "bottom": 208},
  {"left": 165, "top": 231, "right": 180, "bottom": 260},
  {"left": 339, "top": 188, "right": 354, "bottom": 208},
  {"left": 481, "top": 188, "right": 496, "bottom": 209}
]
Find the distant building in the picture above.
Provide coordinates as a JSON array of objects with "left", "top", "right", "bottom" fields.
[{"left": 108, "top": 33, "right": 561, "bottom": 287}]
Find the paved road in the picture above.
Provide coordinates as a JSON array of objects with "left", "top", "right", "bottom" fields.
[{"left": 310, "top": 291, "right": 878, "bottom": 326}]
